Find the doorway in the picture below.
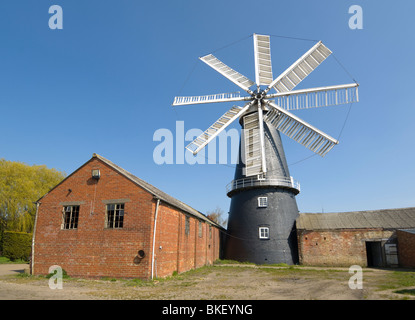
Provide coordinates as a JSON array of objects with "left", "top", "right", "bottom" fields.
[{"left": 366, "top": 241, "right": 383, "bottom": 267}]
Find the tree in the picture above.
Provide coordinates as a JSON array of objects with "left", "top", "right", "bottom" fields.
[
  {"left": 0, "top": 159, "right": 66, "bottom": 233},
  {"left": 206, "top": 206, "right": 227, "bottom": 228}
]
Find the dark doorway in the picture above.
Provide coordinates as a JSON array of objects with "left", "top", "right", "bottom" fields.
[{"left": 366, "top": 241, "right": 383, "bottom": 267}]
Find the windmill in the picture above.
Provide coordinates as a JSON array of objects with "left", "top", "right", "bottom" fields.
[{"left": 172, "top": 34, "right": 359, "bottom": 264}]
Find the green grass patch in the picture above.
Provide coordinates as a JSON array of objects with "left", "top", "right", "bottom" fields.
[
  {"left": 376, "top": 270, "right": 415, "bottom": 291},
  {"left": 126, "top": 278, "right": 156, "bottom": 287},
  {"left": 263, "top": 263, "right": 290, "bottom": 267},
  {"left": 393, "top": 270, "right": 415, "bottom": 287},
  {"left": 15, "top": 272, "right": 31, "bottom": 278},
  {"left": 214, "top": 259, "right": 256, "bottom": 265},
  {"left": 0, "top": 256, "right": 28, "bottom": 264},
  {"left": 100, "top": 277, "right": 117, "bottom": 282}
]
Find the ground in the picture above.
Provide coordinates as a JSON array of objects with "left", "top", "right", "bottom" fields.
[{"left": 0, "top": 263, "right": 414, "bottom": 300}]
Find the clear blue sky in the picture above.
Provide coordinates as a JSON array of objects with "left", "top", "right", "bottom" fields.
[{"left": 1, "top": 1, "right": 414, "bottom": 220}]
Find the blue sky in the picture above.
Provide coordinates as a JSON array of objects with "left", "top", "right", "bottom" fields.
[{"left": 1, "top": 0, "right": 415, "bottom": 220}]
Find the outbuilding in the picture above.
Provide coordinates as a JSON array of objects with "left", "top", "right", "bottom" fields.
[
  {"left": 31, "top": 154, "right": 224, "bottom": 279},
  {"left": 397, "top": 229, "right": 415, "bottom": 268},
  {"left": 296, "top": 208, "right": 415, "bottom": 267}
]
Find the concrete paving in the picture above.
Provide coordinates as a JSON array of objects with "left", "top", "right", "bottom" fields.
[{"left": 0, "top": 264, "right": 29, "bottom": 276}]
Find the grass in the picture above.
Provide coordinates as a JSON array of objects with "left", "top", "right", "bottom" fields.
[
  {"left": 376, "top": 270, "right": 415, "bottom": 291},
  {"left": 214, "top": 259, "right": 256, "bottom": 265},
  {"left": 121, "top": 266, "right": 210, "bottom": 287},
  {"left": 100, "top": 277, "right": 117, "bottom": 282},
  {"left": 0, "top": 256, "right": 28, "bottom": 264},
  {"left": 126, "top": 278, "right": 156, "bottom": 287},
  {"left": 393, "top": 270, "right": 415, "bottom": 287},
  {"left": 45, "top": 268, "right": 70, "bottom": 279}
]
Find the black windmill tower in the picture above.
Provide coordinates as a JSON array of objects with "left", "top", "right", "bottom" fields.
[{"left": 172, "top": 34, "right": 359, "bottom": 264}]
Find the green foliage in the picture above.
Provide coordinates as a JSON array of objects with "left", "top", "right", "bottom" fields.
[
  {"left": 0, "top": 256, "right": 28, "bottom": 264},
  {"left": 45, "top": 268, "right": 70, "bottom": 279},
  {"left": 2, "top": 231, "right": 32, "bottom": 261},
  {"left": 0, "top": 158, "right": 66, "bottom": 233}
]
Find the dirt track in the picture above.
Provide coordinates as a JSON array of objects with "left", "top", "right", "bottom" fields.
[
  {"left": 0, "top": 264, "right": 29, "bottom": 276},
  {"left": 0, "top": 264, "right": 414, "bottom": 300}
]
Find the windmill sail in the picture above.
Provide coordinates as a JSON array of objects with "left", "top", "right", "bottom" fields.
[
  {"left": 243, "top": 111, "right": 263, "bottom": 176},
  {"left": 264, "top": 100, "right": 338, "bottom": 157},
  {"left": 254, "top": 34, "right": 273, "bottom": 86},
  {"left": 266, "top": 41, "right": 332, "bottom": 93},
  {"left": 199, "top": 54, "right": 255, "bottom": 93},
  {"left": 186, "top": 102, "right": 254, "bottom": 155},
  {"left": 172, "top": 92, "right": 250, "bottom": 106},
  {"left": 176, "top": 34, "right": 357, "bottom": 163},
  {"left": 267, "top": 83, "right": 359, "bottom": 111}
]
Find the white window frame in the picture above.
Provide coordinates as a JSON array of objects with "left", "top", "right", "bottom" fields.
[
  {"left": 259, "top": 227, "right": 270, "bottom": 239},
  {"left": 258, "top": 197, "right": 268, "bottom": 208}
]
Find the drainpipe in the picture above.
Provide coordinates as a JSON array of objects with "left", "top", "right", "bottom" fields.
[
  {"left": 151, "top": 198, "right": 160, "bottom": 280},
  {"left": 31, "top": 202, "right": 41, "bottom": 275}
]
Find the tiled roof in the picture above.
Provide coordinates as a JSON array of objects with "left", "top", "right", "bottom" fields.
[
  {"left": 296, "top": 207, "right": 415, "bottom": 230},
  {"left": 92, "top": 154, "right": 223, "bottom": 229}
]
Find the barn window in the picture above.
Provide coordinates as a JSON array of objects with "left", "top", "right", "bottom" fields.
[
  {"left": 62, "top": 205, "right": 79, "bottom": 229},
  {"left": 258, "top": 197, "right": 268, "bottom": 208},
  {"left": 259, "top": 227, "right": 270, "bottom": 239},
  {"left": 185, "top": 216, "right": 190, "bottom": 235},
  {"left": 198, "top": 221, "right": 203, "bottom": 238},
  {"left": 106, "top": 203, "right": 124, "bottom": 228}
]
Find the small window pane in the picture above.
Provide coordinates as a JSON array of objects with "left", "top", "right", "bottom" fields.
[
  {"left": 62, "top": 205, "right": 79, "bottom": 230},
  {"left": 106, "top": 203, "right": 124, "bottom": 229},
  {"left": 199, "top": 221, "right": 203, "bottom": 238},
  {"left": 185, "top": 216, "right": 190, "bottom": 235},
  {"left": 259, "top": 227, "right": 270, "bottom": 239},
  {"left": 258, "top": 197, "right": 268, "bottom": 208}
]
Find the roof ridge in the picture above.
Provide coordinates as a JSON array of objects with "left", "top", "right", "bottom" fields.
[
  {"left": 92, "top": 153, "right": 223, "bottom": 228},
  {"left": 300, "top": 206, "right": 415, "bottom": 215},
  {"left": 297, "top": 207, "right": 415, "bottom": 230}
]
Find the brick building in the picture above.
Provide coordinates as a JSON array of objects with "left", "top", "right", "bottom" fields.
[
  {"left": 31, "top": 154, "right": 224, "bottom": 279},
  {"left": 397, "top": 229, "right": 415, "bottom": 268},
  {"left": 296, "top": 208, "right": 415, "bottom": 267}
]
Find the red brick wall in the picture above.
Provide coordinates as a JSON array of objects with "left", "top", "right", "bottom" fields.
[
  {"left": 33, "top": 157, "right": 222, "bottom": 279},
  {"left": 152, "top": 203, "right": 221, "bottom": 278},
  {"left": 33, "top": 158, "right": 154, "bottom": 278},
  {"left": 397, "top": 230, "right": 415, "bottom": 267},
  {"left": 297, "top": 229, "right": 395, "bottom": 266}
]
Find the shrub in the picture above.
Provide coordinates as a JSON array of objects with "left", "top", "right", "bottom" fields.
[
  {"left": 2, "top": 231, "right": 32, "bottom": 261},
  {"left": 46, "top": 268, "right": 70, "bottom": 279}
]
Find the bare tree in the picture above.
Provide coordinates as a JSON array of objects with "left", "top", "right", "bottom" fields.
[{"left": 206, "top": 206, "right": 227, "bottom": 228}]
